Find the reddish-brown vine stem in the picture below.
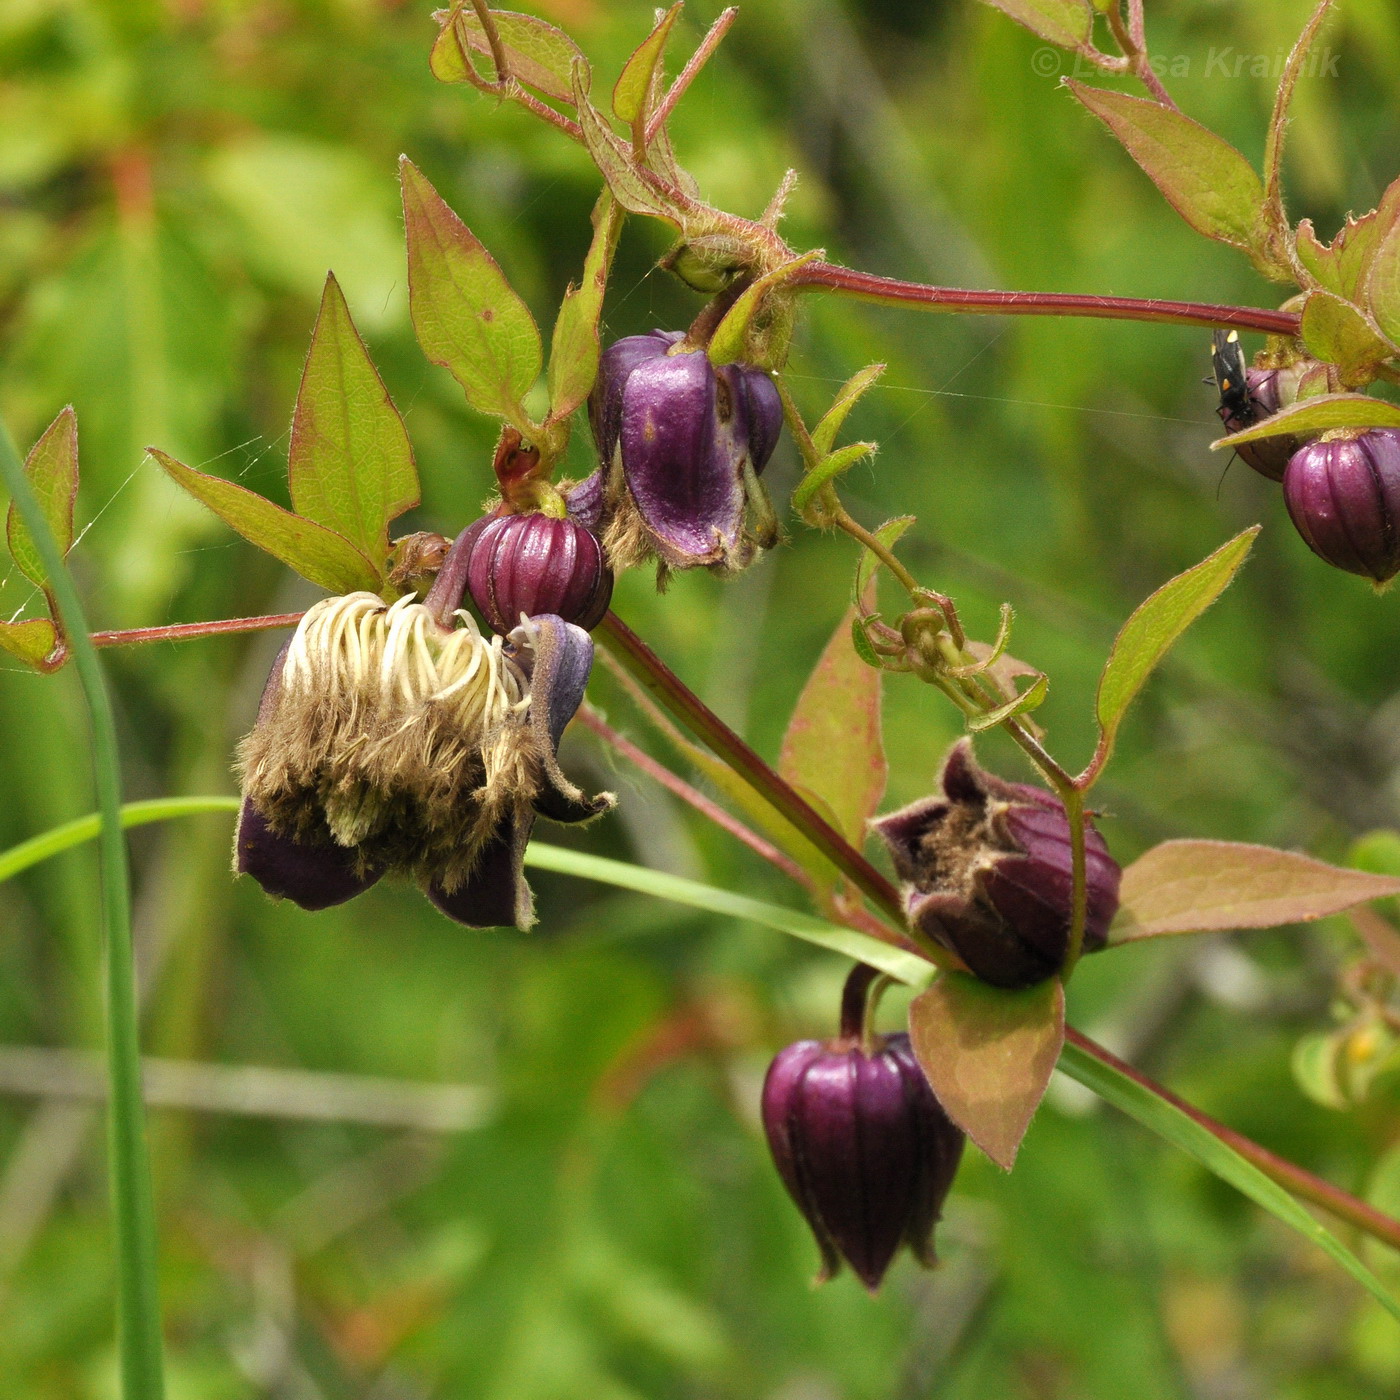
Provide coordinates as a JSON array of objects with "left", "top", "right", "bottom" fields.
[
  {"left": 788, "top": 263, "right": 1301, "bottom": 336},
  {"left": 90, "top": 614, "right": 305, "bottom": 648}
]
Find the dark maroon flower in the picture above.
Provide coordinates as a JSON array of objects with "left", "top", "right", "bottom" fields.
[
  {"left": 871, "top": 741, "right": 1121, "bottom": 989},
  {"left": 581, "top": 330, "right": 783, "bottom": 574},
  {"left": 1283, "top": 429, "right": 1400, "bottom": 583},
  {"left": 761, "top": 1031, "right": 964, "bottom": 1291},
  {"left": 465, "top": 512, "right": 612, "bottom": 634},
  {"left": 1211, "top": 330, "right": 1308, "bottom": 482}
]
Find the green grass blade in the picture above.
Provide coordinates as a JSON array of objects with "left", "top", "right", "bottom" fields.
[
  {"left": 524, "top": 843, "right": 933, "bottom": 985},
  {"left": 1058, "top": 1038, "right": 1400, "bottom": 1321},
  {"left": 0, "top": 418, "right": 167, "bottom": 1399}
]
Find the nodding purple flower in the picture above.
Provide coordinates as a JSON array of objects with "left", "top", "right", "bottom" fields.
[
  {"left": 871, "top": 741, "right": 1121, "bottom": 989},
  {"left": 1283, "top": 429, "right": 1400, "bottom": 584},
  {"left": 761, "top": 1032, "right": 964, "bottom": 1291},
  {"left": 579, "top": 330, "right": 784, "bottom": 577},
  {"left": 235, "top": 596, "right": 613, "bottom": 929},
  {"left": 466, "top": 512, "right": 613, "bottom": 635}
]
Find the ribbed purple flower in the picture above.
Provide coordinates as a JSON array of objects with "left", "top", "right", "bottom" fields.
[
  {"left": 579, "top": 330, "right": 783, "bottom": 574},
  {"left": 466, "top": 512, "right": 612, "bottom": 634},
  {"left": 1283, "top": 429, "right": 1400, "bottom": 583},
  {"left": 871, "top": 741, "right": 1121, "bottom": 989},
  {"left": 762, "top": 1032, "right": 964, "bottom": 1291},
  {"left": 236, "top": 602, "right": 613, "bottom": 930}
]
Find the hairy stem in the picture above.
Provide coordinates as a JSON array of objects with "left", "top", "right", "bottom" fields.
[
  {"left": 644, "top": 7, "right": 738, "bottom": 147},
  {"left": 1066, "top": 1029, "right": 1400, "bottom": 1252},
  {"left": 787, "top": 264, "right": 1300, "bottom": 335},
  {"left": 0, "top": 420, "right": 165, "bottom": 1397},
  {"left": 91, "top": 614, "right": 304, "bottom": 649}
]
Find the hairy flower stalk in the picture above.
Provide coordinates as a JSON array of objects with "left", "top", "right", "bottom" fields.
[{"left": 236, "top": 591, "right": 613, "bottom": 928}]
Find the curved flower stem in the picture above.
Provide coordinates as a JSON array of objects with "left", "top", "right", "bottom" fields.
[
  {"left": 0, "top": 421, "right": 165, "bottom": 1398},
  {"left": 1065, "top": 1029, "right": 1400, "bottom": 1252},
  {"left": 786, "top": 263, "right": 1301, "bottom": 336},
  {"left": 1106, "top": 0, "right": 1176, "bottom": 108},
  {"left": 91, "top": 613, "right": 305, "bottom": 648}
]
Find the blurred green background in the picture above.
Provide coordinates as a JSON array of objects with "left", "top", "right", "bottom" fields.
[{"left": 4, "top": 0, "right": 1400, "bottom": 1394}]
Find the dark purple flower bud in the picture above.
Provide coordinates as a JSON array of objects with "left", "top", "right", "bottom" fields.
[
  {"left": 465, "top": 512, "right": 613, "bottom": 634},
  {"left": 1211, "top": 330, "right": 1309, "bottom": 482},
  {"left": 585, "top": 331, "right": 783, "bottom": 573},
  {"left": 1283, "top": 429, "right": 1400, "bottom": 583},
  {"left": 761, "top": 1032, "right": 964, "bottom": 1291},
  {"left": 871, "top": 741, "right": 1121, "bottom": 990}
]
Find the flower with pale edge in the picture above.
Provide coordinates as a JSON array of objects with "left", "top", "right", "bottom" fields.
[
  {"left": 762, "top": 1032, "right": 964, "bottom": 1291},
  {"left": 236, "top": 594, "right": 612, "bottom": 928},
  {"left": 872, "top": 741, "right": 1121, "bottom": 989},
  {"left": 577, "top": 329, "right": 783, "bottom": 576}
]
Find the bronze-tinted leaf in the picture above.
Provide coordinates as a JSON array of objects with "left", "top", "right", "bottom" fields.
[
  {"left": 908, "top": 972, "right": 1064, "bottom": 1171},
  {"left": 6, "top": 407, "right": 78, "bottom": 592}
]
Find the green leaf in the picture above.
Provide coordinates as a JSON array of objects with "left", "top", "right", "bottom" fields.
[
  {"left": 289, "top": 273, "right": 418, "bottom": 564},
  {"left": 400, "top": 157, "right": 542, "bottom": 428},
  {"left": 522, "top": 843, "right": 933, "bottom": 986},
  {"left": 976, "top": 0, "right": 1092, "bottom": 49},
  {"left": 1067, "top": 84, "right": 1275, "bottom": 272},
  {"left": 965, "top": 670, "right": 1048, "bottom": 732},
  {"left": 850, "top": 616, "right": 881, "bottom": 668},
  {"left": 572, "top": 64, "right": 686, "bottom": 227},
  {"left": 6, "top": 406, "right": 78, "bottom": 591},
  {"left": 546, "top": 191, "right": 622, "bottom": 424},
  {"left": 852, "top": 516, "right": 914, "bottom": 605},
  {"left": 1108, "top": 839, "right": 1400, "bottom": 943},
  {"left": 791, "top": 442, "right": 877, "bottom": 518},
  {"left": 430, "top": 5, "right": 585, "bottom": 103},
  {"left": 908, "top": 972, "right": 1064, "bottom": 1170},
  {"left": 149, "top": 447, "right": 382, "bottom": 595},
  {"left": 1367, "top": 200, "right": 1400, "bottom": 348},
  {"left": 1292, "top": 1032, "right": 1350, "bottom": 1110},
  {"left": 1299, "top": 291, "right": 1398, "bottom": 385},
  {"left": 0, "top": 618, "right": 61, "bottom": 669},
  {"left": 1057, "top": 1038, "right": 1400, "bottom": 1323},
  {"left": 812, "top": 364, "right": 885, "bottom": 458},
  {"left": 1091, "top": 527, "right": 1258, "bottom": 777},
  {"left": 1213, "top": 392, "right": 1400, "bottom": 448},
  {"left": 707, "top": 249, "right": 822, "bottom": 367},
  {"left": 613, "top": 3, "right": 682, "bottom": 133},
  {"left": 778, "top": 607, "right": 887, "bottom": 848},
  {"left": 1296, "top": 183, "right": 1400, "bottom": 301}
]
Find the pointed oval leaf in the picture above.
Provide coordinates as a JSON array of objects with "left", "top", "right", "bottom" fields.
[
  {"left": 0, "top": 617, "right": 60, "bottom": 669},
  {"left": 977, "top": 0, "right": 1091, "bottom": 48},
  {"left": 1213, "top": 392, "right": 1400, "bottom": 448},
  {"left": 1091, "top": 527, "right": 1258, "bottom": 776},
  {"left": 401, "top": 158, "right": 542, "bottom": 427},
  {"left": 290, "top": 274, "right": 418, "bottom": 564},
  {"left": 1058, "top": 1038, "right": 1400, "bottom": 1322},
  {"left": 1300, "top": 290, "right": 1399, "bottom": 384},
  {"left": 613, "top": 3, "right": 683, "bottom": 128},
  {"left": 1067, "top": 84, "right": 1273, "bottom": 268},
  {"left": 1108, "top": 839, "right": 1400, "bottom": 943},
  {"left": 778, "top": 607, "right": 886, "bottom": 847},
  {"left": 546, "top": 192, "right": 622, "bottom": 424},
  {"left": 908, "top": 972, "right": 1064, "bottom": 1171},
  {"left": 1366, "top": 206, "right": 1400, "bottom": 348},
  {"left": 791, "top": 442, "right": 876, "bottom": 518},
  {"left": 430, "top": 6, "right": 585, "bottom": 103},
  {"left": 6, "top": 407, "right": 78, "bottom": 590},
  {"left": 149, "top": 447, "right": 381, "bottom": 594},
  {"left": 965, "top": 669, "right": 1048, "bottom": 732}
]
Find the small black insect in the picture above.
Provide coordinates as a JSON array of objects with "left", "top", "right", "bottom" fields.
[{"left": 1211, "top": 328, "right": 1257, "bottom": 428}]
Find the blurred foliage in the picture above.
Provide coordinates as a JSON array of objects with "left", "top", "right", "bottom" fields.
[{"left": 4, "top": 0, "right": 1400, "bottom": 1394}]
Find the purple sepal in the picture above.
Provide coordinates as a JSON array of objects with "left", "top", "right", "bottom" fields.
[
  {"left": 1283, "top": 430, "right": 1400, "bottom": 582},
  {"left": 1218, "top": 367, "right": 1300, "bottom": 482},
  {"left": 425, "top": 813, "right": 534, "bottom": 929},
  {"left": 235, "top": 799, "right": 380, "bottom": 911},
  {"left": 466, "top": 513, "right": 612, "bottom": 634},
  {"left": 732, "top": 362, "right": 783, "bottom": 474},
  {"left": 589, "top": 330, "right": 684, "bottom": 466},
  {"left": 761, "top": 1032, "right": 964, "bottom": 1291},
  {"left": 872, "top": 741, "right": 1121, "bottom": 989}
]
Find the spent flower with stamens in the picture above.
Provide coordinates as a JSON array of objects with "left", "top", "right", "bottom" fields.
[
  {"left": 578, "top": 330, "right": 783, "bottom": 577},
  {"left": 872, "top": 741, "right": 1121, "bottom": 989},
  {"left": 236, "top": 592, "right": 612, "bottom": 928}
]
